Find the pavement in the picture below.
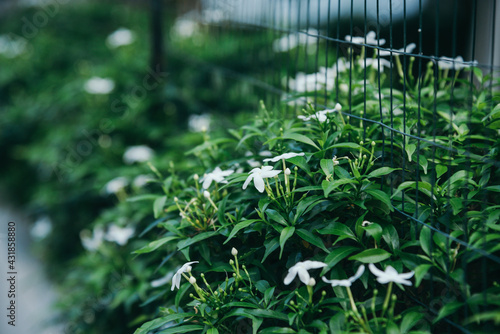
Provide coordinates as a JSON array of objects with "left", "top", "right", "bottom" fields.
[{"left": 0, "top": 200, "right": 64, "bottom": 334}]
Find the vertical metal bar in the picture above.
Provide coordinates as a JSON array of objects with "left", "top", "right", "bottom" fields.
[{"left": 150, "top": 0, "right": 164, "bottom": 71}]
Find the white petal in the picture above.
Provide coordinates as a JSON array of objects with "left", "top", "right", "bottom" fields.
[
  {"left": 302, "top": 260, "right": 328, "bottom": 270},
  {"left": 368, "top": 263, "right": 385, "bottom": 277},
  {"left": 171, "top": 273, "right": 181, "bottom": 291},
  {"left": 284, "top": 268, "right": 298, "bottom": 285},
  {"left": 398, "top": 271, "right": 415, "bottom": 280},
  {"left": 242, "top": 175, "right": 253, "bottom": 190},
  {"left": 297, "top": 268, "right": 311, "bottom": 285},
  {"left": 261, "top": 166, "right": 274, "bottom": 172},
  {"left": 261, "top": 170, "right": 282, "bottom": 178},
  {"left": 202, "top": 177, "right": 213, "bottom": 189},
  {"left": 253, "top": 175, "right": 265, "bottom": 193},
  {"left": 349, "top": 265, "right": 365, "bottom": 282}
]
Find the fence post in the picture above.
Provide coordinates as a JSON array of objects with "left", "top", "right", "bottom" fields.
[{"left": 150, "top": 0, "right": 164, "bottom": 71}]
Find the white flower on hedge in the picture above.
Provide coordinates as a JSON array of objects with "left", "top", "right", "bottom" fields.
[
  {"left": 171, "top": 261, "right": 199, "bottom": 291},
  {"left": 284, "top": 260, "right": 327, "bottom": 285},
  {"left": 263, "top": 152, "right": 305, "bottom": 163},
  {"left": 133, "top": 174, "right": 154, "bottom": 188},
  {"left": 151, "top": 272, "right": 174, "bottom": 288},
  {"left": 368, "top": 263, "right": 414, "bottom": 286},
  {"left": 358, "top": 58, "right": 392, "bottom": 72},
  {"left": 378, "top": 43, "right": 416, "bottom": 57},
  {"left": 201, "top": 167, "right": 234, "bottom": 189},
  {"left": 298, "top": 109, "right": 336, "bottom": 123},
  {"left": 30, "top": 216, "right": 52, "bottom": 240},
  {"left": 80, "top": 227, "right": 105, "bottom": 252},
  {"left": 437, "top": 56, "right": 477, "bottom": 70},
  {"left": 105, "top": 177, "right": 128, "bottom": 194},
  {"left": 0, "top": 34, "right": 27, "bottom": 58},
  {"left": 105, "top": 225, "right": 135, "bottom": 246},
  {"left": 123, "top": 145, "right": 154, "bottom": 164},
  {"left": 322, "top": 265, "right": 365, "bottom": 287},
  {"left": 84, "top": 77, "right": 115, "bottom": 94},
  {"left": 188, "top": 113, "right": 211, "bottom": 132},
  {"left": 106, "top": 28, "right": 135, "bottom": 48},
  {"left": 345, "top": 31, "right": 385, "bottom": 46},
  {"left": 242, "top": 166, "right": 282, "bottom": 193}
]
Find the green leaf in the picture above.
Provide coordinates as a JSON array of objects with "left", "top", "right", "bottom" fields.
[
  {"left": 296, "top": 229, "right": 329, "bottom": 253},
  {"left": 133, "top": 236, "right": 179, "bottom": 255},
  {"left": 279, "top": 226, "right": 295, "bottom": 259},
  {"left": 382, "top": 225, "right": 399, "bottom": 252},
  {"left": 158, "top": 325, "right": 204, "bottom": 334},
  {"left": 127, "top": 194, "right": 158, "bottom": 202},
  {"left": 294, "top": 195, "right": 326, "bottom": 222},
  {"left": 317, "top": 222, "right": 357, "bottom": 241},
  {"left": 283, "top": 131, "right": 319, "bottom": 150},
  {"left": 348, "top": 248, "right": 391, "bottom": 263},
  {"left": 363, "top": 223, "right": 383, "bottom": 245},
  {"left": 400, "top": 311, "right": 425, "bottom": 333},
  {"left": 262, "top": 237, "right": 279, "bottom": 263},
  {"left": 133, "top": 313, "right": 196, "bottom": 334},
  {"left": 266, "top": 209, "right": 289, "bottom": 226},
  {"left": 320, "top": 159, "right": 334, "bottom": 178},
  {"left": 224, "top": 219, "right": 259, "bottom": 244},
  {"left": 258, "top": 327, "right": 297, "bottom": 334},
  {"left": 207, "top": 328, "right": 219, "bottom": 334},
  {"left": 288, "top": 156, "right": 311, "bottom": 175},
  {"left": 414, "top": 264, "right": 433, "bottom": 287},
  {"left": 436, "top": 165, "right": 448, "bottom": 179},
  {"left": 177, "top": 231, "right": 218, "bottom": 250},
  {"left": 419, "top": 226, "right": 432, "bottom": 257},
  {"left": 405, "top": 144, "right": 416, "bottom": 162},
  {"left": 321, "top": 246, "right": 360, "bottom": 275},
  {"left": 154, "top": 196, "right": 167, "bottom": 219},
  {"left": 364, "top": 189, "right": 393, "bottom": 211},
  {"left": 367, "top": 167, "right": 399, "bottom": 178},
  {"left": 322, "top": 178, "right": 357, "bottom": 197},
  {"left": 418, "top": 155, "right": 428, "bottom": 174},
  {"left": 433, "top": 301, "right": 464, "bottom": 324}
]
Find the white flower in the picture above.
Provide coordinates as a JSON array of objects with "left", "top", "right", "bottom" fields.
[
  {"left": 80, "top": 227, "right": 104, "bottom": 252},
  {"left": 172, "top": 19, "right": 198, "bottom": 39},
  {"left": 322, "top": 265, "right": 365, "bottom": 287},
  {"left": 30, "top": 216, "right": 52, "bottom": 240},
  {"left": 333, "top": 58, "right": 351, "bottom": 73},
  {"left": 133, "top": 174, "right": 154, "bottom": 188},
  {"left": 106, "top": 28, "right": 135, "bottom": 48},
  {"left": 123, "top": 145, "right": 154, "bottom": 164},
  {"left": 263, "top": 152, "right": 305, "bottom": 163},
  {"left": 362, "top": 220, "right": 373, "bottom": 227},
  {"left": 188, "top": 113, "right": 211, "bottom": 132},
  {"left": 201, "top": 167, "right": 234, "bottom": 189},
  {"left": 368, "top": 263, "right": 415, "bottom": 286},
  {"left": 172, "top": 261, "right": 199, "bottom": 291},
  {"left": 358, "top": 58, "right": 392, "bottom": 72},
  {"left": 105, "top": 225, "right": 135, "bottom": 246},
  {"left": 151, "top": 272, "right": 174, "bottom": 288},
  {"left": 379, "top": 43, "right": 416, "bottom": 57},
  {"left": 242, "top": 166, "right": 282, "bottom": 193},
  {"left": 284, "top": 260, "right": 327, "bottom": 285},
  {"left": 437, "top": 56, "right": 477, "bottom": 70},
  {"left": 345, "top": 31, "right": 385, "bottom": 46},
  {"left": 84, "top": 77, "right": 115, "bottom": 94},
  {"left": 105, "top": 177, "right": 128, "bottom": 194},
  {"left": 298, "top": 109, "right": 336, "bottom": 123},
  {"left": 273, "top": 28, "right": 320, "bottom": 52},
  {"left": 0, "top": 34, "right": 27, "bottom": 58}
]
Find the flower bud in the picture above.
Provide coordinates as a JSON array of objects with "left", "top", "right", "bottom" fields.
[
  {"left": 189, "top": 276, "right": 196, "bottom": 284},
  {"left": 335, "top": 103, "right": 342, "bottom": 111},
  {"left": 229, "top": 259, "right": 234, "bottom": 266},
  {"left": 203, "top": 190, "right": 210, "bottom": 198},
  {"left": 371, "top": 141, "right": 376, "bottom": 147},
  {"left": 307, "top": 278, "right": 316, "bottom": 286},
  {"left": 186, "top": 265, "right": 192, "bottom": 273},
  {"left": 194, "top": 174, "right": 199, "bottom": 181},
  {"left": 174, "top": 197, "right": 179, "bottom": 202},
  {"left": 285, "top": 168, "right": 291, "bottom": 175},
  {"left": 231, "top": 247, "right": 238, "bottom": 256},
  {"left": 362, "top": 220, "right": 373, "bottom": 227}
]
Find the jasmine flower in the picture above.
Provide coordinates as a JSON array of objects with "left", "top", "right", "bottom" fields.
[
  {"left": 105, "top": 225, "right": 135, "bottom": 246},
  {"left": 322, "top": 265, "right": 365, "bottom": 287},
  {"left": 123, "top": 145, "right": 154, "bottom": 164},
  {"left": 106, "top": 28, "right": 135, "bottom": 48},
  {"left": 284, "top": 260, "right": 327, "bottom": 285},
  {"left": 201, "top": 167, "right": 234, "bottom": 189},
  {"left": 242, "top": 166, "right": 282, "bottom": 193},
  {"left": 263, "top": 152, "right": 305, "bottom": 163},
  {"left": 378, "top": 43, "right": 416, "bottom": 56},
  {"left": 345, "top": 31, "right": 386, "bottom": 46},
  {"left": 84, "top": 77, "right": 115, "bottom": 94},
  {"left": 172, "top": 261, "right": 199, "bottom": 291},
  {"left": 104, "top": 177, "right": 128, "bottom": 194},
  {"left": 80, "top": 227, "right": 105, "bottom": 252},
  {"left": 368, "top": 263, "right": 414, "bottom": 286}
]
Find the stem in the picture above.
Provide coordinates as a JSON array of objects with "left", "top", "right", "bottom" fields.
[{"left": 381, "top": 282, "right": 393, "bottom": 318}]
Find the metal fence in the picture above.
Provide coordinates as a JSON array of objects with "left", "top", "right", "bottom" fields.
[{"left": 167, "top": 0, "right": 500, "bottom": 332}]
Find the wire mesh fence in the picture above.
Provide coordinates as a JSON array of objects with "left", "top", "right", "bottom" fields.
[{"left": 167, "top": 0, "right": 500, "bottom": 332}]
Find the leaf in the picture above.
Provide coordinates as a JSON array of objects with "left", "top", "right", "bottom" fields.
[
  {"left": 279, "top": 226, "right": 295, "bottom": 259},
  {"left": 348, "top": 248, "right": 391, "bottom": 263},
  {"left": 414, "top": 264, "right": 433, "bottom": 287},
  {"left": 294, "top": 195, "right": 326, "bottom": 222},
  {"left": 364, "top": 189, "right": 393, "bottom": 211},
  {"left": 133, "top": 313, "right": 196, "bottom": 334},
  {"left": 433, "top": 301, "right": 464, "bottom": 324},
  {"left": 436, "top": 165, "right": 447, "bottom": 179},
  {"left": 320, "top": 159, "right": 334, "bottom": 178},
  {"left": 367, "top": 167, "right": 399, "bottom": 178},
  {"left": 419, "top": 226, "right": 432, "bottom": 257},
  {"left": 400, "top": 311, "right": 425, "bottom": 333},
  {"left": 133, "top": 236, "right": 179, "bottom": 255},
  {"left": 258, "top": 327, "right": 297, "bottom": 334},
  {"left": 207, "top": 328, "right": 219, "bottom": 334},
  {"left": 262, "top": 237, "right": 279, "bottom": 263},
  {"left": 153, "top": 196, "right": 167, "bottom": 219},
  {"left": 158, "top": 325, "right": 204, "bottom": 334},
  {"left": 322, "top": 178, "right": 357, "bottom": 197},
  {"left": 418, "top": 155, "right": 428, "bottom": 174},
  {"left": 296, "top": 229, "right": 329, "bottom": 253},
  {"left": 321, "top": 246, "right": 360, "bottom": 275},
  {"left": 382, "top": 225, "right": 399, "bottom": 252},
  {"left": 283, "top": 131, "right": 319, "bottom": 149},
  {"left": 287, "top": 156, "right": 311, "bottom": 174},
  {"left": 317, "top": 222, "right": 357, "bottom": 241},
  {"left": 405, "top": 144, "right": 416, "bottom": 162},
  {"left": 224, "top": 219, "right": 258, "bottom": 244},
  {"left": 266, "top": 209, "right": 289, "bottom": 226},
  {"left": 363, "top": 223, "right": 383, "bottom": 245},
  {"left": 176, "top": 231, "right": 218, "bottom": 250}
]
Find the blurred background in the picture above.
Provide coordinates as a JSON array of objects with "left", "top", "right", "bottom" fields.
[{"left": 0, "top": 0, "right": 498, "bottom": 333}]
